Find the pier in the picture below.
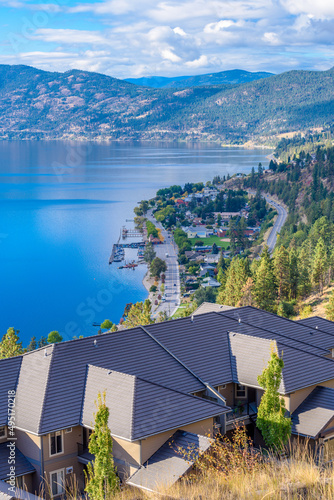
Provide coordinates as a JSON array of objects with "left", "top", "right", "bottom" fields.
[
  {"left": 122, "top": 227, "right": 143, "bottom": 238},
  {"left": 109, "top": 241, "right": 145, "bottom": 264}
]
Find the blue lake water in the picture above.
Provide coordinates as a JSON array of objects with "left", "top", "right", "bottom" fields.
[{"left": 0, "top": 141, "right": 271, "bottom": 346}]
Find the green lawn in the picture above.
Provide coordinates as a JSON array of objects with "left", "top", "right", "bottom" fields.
[{"left": 189, "top": 236, "right": 230, "bottom": 248}]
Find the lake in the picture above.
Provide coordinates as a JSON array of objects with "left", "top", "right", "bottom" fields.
[{"left": 0, "top": 141, "right": 271, "bottom": 346}]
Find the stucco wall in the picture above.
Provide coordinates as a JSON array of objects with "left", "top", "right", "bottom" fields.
[{"left": 290, "top": 380, "right": 334, "bottom": 413}]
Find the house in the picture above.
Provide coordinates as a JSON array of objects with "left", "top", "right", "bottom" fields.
[
  {"left": 186, "top": 230, "right": 198, "bottom": 239},
  {"left": 204, "top": 253, "right": 220, "bottom": 264},
  {"left": 4, "top": 307, "right": 334, "bottom": 495},
  {"left": 201, "top": 277, "right": 221, "bottom": 288},
  {"left": 199, "top": 263, "right": 216, "bottom": 277}
]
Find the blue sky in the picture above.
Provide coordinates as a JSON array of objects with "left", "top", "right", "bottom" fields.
[{"left": 0, "top": 0, "right": 334, "bottom": 78}]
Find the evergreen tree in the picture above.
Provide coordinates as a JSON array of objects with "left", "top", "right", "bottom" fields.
[
  {"left": 256, "top": 345, "right": 292, "bottom": 450},
  {"left": 297, "top": 246, "right": 312, "bottom": 298},
  {"left": 217, "top": 257, "right": 249, "bottom": 306},
  {"left": 123, "top": 299, "right": 154, "bottom": 328},
  {"left": 288, "top": 247, "right": 299, "bottom": 299},
  {"left": 85, "top": 392, "right": 119, "bottom": 499},
  {"left": 37, "top": 336, "right": 48, "bottom": 348},
  {"left": 253, "top": 247, "right": 277, "bottom": 312},
  {"left": 311, "top": 237, "right": 327, "bottom": 294},
  {"left": 237, "top": 277, "right": 255, "bottom": 306},
  {"left": 326, "top": 291, "right": 334, "bottom": 321},
  {"left": 143, "top": 243, "right": 156, "bottom": 264},
  {"left": 0, "top": 328, "right": 23, "bottom": 359},
  {"left": 26, "top": 336, "right": 37, "bottom": 352},
  {"left": 273, "top": 246, "right": 290, "bottom": 301}
]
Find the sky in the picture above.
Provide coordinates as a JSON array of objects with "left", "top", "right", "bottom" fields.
[{"left": 0, "top": 0, "right": 334, "bottom": 79}]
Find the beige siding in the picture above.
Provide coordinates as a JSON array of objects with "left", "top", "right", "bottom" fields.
[
  {"left": 43, "top": 458, "right": 85, "bottom": 499},
  {"left": 43, "top": 426, "right": 83, "bottom": 461},
  {"left": 140, "top": 417, "right": 214, "bottom": 464},
  {"left": 112, "top": 437, "right": 141, "bottom": 466},
  {"left": 290, "top": 380, "right": 334, "bottom": 413},
  {"left": 217, "top": 383, "right": 234, "bottom": 406}
]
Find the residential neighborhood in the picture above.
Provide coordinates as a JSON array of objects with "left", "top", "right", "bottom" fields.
[{"left": 3, "top": 304, "right": 334, "bottom": 497}]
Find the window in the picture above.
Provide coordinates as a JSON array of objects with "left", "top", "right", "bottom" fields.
[
  {"left": 65, "top": 427, "right": 72, "bottom": 433},
  {"left": 50, "top": 469, "right": 64, "bottom": 497},
  {"left": 0, "top": 427, "right": 6, "bottom": 438},
  {"left": 50, "top": 431, "right": 63, "bottom": 456},
  {"left": 235, "top": 384, "right": 247, "bottom": 399}
]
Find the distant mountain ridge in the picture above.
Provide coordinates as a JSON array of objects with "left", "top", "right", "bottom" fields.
[
  {"left": 0, "top": 64, "right": 333, "bottom": 143},
  {"left": 125, "top": 69, "right": 274, "bottom": 88}
]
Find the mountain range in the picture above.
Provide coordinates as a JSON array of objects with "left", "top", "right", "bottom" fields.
[
  {"left": 0, "top": 64, "right": 333, "bottom": 143},
  {"left": 124, "top": 69, "right": 274, "bottom": 88}
]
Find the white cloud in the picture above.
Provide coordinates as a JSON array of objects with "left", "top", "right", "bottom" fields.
[
  {"left": 32, "top": 28, "right": 109, "bottom": 45},
  {"left": 262, "top": 32, "right": 281, "bottom": 45},
  {"left": 204, "top": 20, "right": 236, "bottom": 33},
  {"left": 280, "top": 0, "right": 334, "bottom": 19},
  {"left": 185, "top": 54, "right": 208, "bottom": 67}
]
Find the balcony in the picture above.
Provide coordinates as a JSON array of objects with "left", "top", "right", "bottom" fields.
[
  {"left": 225, "top": 402, "right": 257, "bottom": 429},
  {"left": 77, "top": 443, "right": 94, "bottom": 465}
]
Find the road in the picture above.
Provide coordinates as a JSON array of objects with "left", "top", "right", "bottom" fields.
[
  {"left": 146, "top": 212, "right": 181, "bottom": 318},
  {"left": 264, "top": 195, "right": 288, "bottom": 253},
  {"left": 248, "top": 190, "right": 288, "bottom": 253}
]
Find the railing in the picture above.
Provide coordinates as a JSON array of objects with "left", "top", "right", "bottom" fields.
[{"left": 225, "top": 402, "right": 257, "bottom": 423}]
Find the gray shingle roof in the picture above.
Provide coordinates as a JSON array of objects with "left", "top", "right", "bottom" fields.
[
  {"left": 29, "top": 328, "right": 205, "bottom": 435},
  {"left": 298, "top": 316, "right": 334, "bottom": 345},
  {"left": 291, "top": 386, "right": 334, "bottom": 438},
  {"left": 127, "top": 430, "right": 212, "bottom": 492},
  {"left": 0, "top": 443, "right": 35, "bottom": 480},
  {"left": 82, "top": 366, "right": 226, "bottom": 441},
  {"left": 3, "top": 306, "right": 334, "bottom": 436},
  {"left": 228, "top": 331, "right": 334, "bottom": 394},
  {"left": 15, "top": 345, "right": 54, "bottom": 434},
  {"left": 0, "top": 356, "right": 21, "bottom": 426}
]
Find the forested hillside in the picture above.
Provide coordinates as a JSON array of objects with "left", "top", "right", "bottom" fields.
[
  {"left": 215, "top": 140, "right": 334, "bottom": 319},
  {"left": 125, "top": 69, "right": 274, "bottom": 88},
  {"left": 0, "top": 64, "right": 334, "bottom": 142}
]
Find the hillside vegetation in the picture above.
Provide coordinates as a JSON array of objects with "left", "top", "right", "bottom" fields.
[
  {"left": 125, "top": 68, "right": 274, "bottom": 88},
  {"left": 0, "top": 64, "right": 334, "bottom": 142}
]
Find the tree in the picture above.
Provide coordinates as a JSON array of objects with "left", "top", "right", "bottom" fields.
[
  {"left": 100, "top": 320, "right": 117, "bottom": 332},
  {"left": 273, "top": 246, "right": 290, "bottom": 301},
  {"left": 256, "top": 345, "right": 292, "bottom": 450},
  {"left": 194, "top": 286, "right": 218, "bottom": 306},
  {"left": 47, "top": 331, "right": 63, "bottom": 344},
  {"left": 38, "top": 336, "right": 48, "bottom": 348},
  {"left": 0, "top": 328, "right": 23, "bottom": 359},
  {"left": 85, "top": 392, "right": 119, "bottom": 499},
  {"left": 326, "top": 291, "right": 334, "bottom": 321},
  {"left": 289, "top": 247, "right": 299, "bottom": 300},
  {"left": 212, "top": 243, "right": 219, "bottom": 255},
  {"left": 311, "top": 237, "right": 327, "bottom": 294},
  {"left": 253, "top": 247, "right": 277, "bottom": 312},
  {"left": 143, "top": 243, "right": 156, "bottom": 264},
  {"left": 26, "top": 336, "right": 37, "bottom": 352},
  {"left": 123, "top": 299, "right": 154, "bottom": 328},
  {"left": 150, "top": 257, "right": 167, "bottom": 278},
  {"left": 217, "top": 257, "right": 250, "bottom": 306},
  {"left": 237, "top": 277, "right": 255, "bottom": 306}
]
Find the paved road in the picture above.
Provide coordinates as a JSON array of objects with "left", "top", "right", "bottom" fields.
[
  {"left": 264, "top": 195, "right": 288, "bottom": 253},
  {"left": 248, "top": 191, "right": 288, "bottom": 253},
  {"left": 146, "top": 212, "right": 180, "bottom": 318}
]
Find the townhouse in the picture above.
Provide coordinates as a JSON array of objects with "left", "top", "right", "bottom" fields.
[{"left": 2, "top": 305, "right": 334, "bottom": 497}]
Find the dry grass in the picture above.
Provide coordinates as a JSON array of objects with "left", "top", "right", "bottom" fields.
[{"left": 111, "top": 440, "right": 334, "bottom": 500}]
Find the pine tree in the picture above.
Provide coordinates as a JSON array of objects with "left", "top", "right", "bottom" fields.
[
  {"left": 26, "top": 336, "right": 37, "bottom": 352},
  {"left": 273, "top": 246, "right": 290, "bottom": 301},
  {"left": 253, "top": 247, "right": 277, "bottom": 312},
  {"left": 311, "top": 237, "right": 327, "bottom": 294},
  {"left": 297, "top": 246, "right": 312, "bottom": 298},
  {"left": 237, "top": 277, "right": 255, "bottom": 306},
  {"left": 123, "top": 299, "right": 154, "bottom": 328},
  {"left": 217, "top": 257, "right": 250, "bottom": 306},
  {"left": 85, "top": 392, "right": 119, "bottom": 499},
  {"left": 256, "top": 345, "right": 292, "bottom": 450},
  {"left": 0, "top": 328, "right": 23, "bottom": 359},
  {"left": 289, "top": 247, "right": 299, "bottom": 299},
  {"left": 326, "top": 291, "right": 334, "bottom": 321}
]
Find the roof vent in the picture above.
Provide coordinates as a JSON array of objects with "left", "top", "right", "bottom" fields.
[
  {"left": 238, "top": 318, "right": 241, "bottom": 324},
  {"left": 44, "top": 350, "right": 48, "bottom": 357},
  {"left": 190, "top": 315, "right": 194, "bottom": 323},
  {"left": 94, "top": 339, "right": 98, "bottom": 347},
  {"left": 316, "top": 326, "right": 318, "bottom": 330}
]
